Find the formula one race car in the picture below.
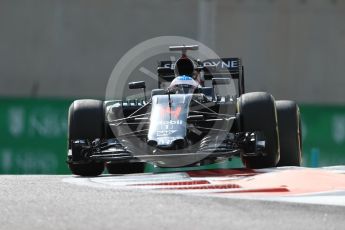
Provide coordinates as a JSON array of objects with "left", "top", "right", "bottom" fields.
[{"left": 67, "top": 45, "right": 302, "bottom": 176}]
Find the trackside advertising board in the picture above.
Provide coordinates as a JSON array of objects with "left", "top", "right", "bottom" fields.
[
  {"left": 0, "top": 98, "right": 73, "bottom": 174},
  {"left": 0, "top": 98, "right": 344, "bottom": 174},
  {"left": 300, "top": 105, "right": 345, "bottom": 167}
]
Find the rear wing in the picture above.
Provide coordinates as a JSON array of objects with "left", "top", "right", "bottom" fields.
[
  {"left": 157, "top": 58, "right": 245, "bottom": 95},
  {"left": 158, "top": 58, "right": 242, "bottom": 80}
]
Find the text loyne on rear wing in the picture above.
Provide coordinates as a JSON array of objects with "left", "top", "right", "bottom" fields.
[{"left": 158, "top": 58, "right": 242, "bottom": 79}]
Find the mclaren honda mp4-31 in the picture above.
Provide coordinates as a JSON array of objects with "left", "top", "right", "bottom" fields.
[{"left": 67, "top": 45, "right": 302, "bottom": 176}]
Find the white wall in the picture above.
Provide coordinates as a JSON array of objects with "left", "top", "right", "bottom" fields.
[
  {"left": 0, "top": 0, "right": 344, "bottom": 103},
  {"left": 215, "top": 0, "right": 345, "bottom": 103}
]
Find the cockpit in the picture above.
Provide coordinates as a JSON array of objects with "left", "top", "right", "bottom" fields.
[{"left": 168, "top": 75, "right": 200, "bottom": 94}]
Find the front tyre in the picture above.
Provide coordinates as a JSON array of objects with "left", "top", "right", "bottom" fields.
[
  {"left": 106, "top": 162, "right": 146, "bottom": 174},
  {"left": 239, "top": 92, "right": 280, "bottom": 168},
  {"left": 68, "top": 162, "right": 105, "bottom": 177},
  {"left": 67, "top": 99, "right": 105, "bottom": 176}
]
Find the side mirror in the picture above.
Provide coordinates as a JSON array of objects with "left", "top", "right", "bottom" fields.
[
  {"left": 128, "top": 81, "right": 147, "bottom": 101},
  {"left": 128, "top": 81, "right": 146, "bottom": 89}
]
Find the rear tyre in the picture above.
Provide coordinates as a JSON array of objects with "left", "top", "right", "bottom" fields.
[
  {"left": 276, "top": 100, "right": 302, "bottom": 166},
  {"left": 106, "top": 162, "right": 146, "bottom": 174},
  {"left": 239, "top": 92, "right": 280, "bottom": 168},
  {"left": 68, "top": 99, "right": 105, "bottom": 176}
]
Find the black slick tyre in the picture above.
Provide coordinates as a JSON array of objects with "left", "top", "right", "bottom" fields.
[
  {"left": 276, "top": 100, "right": 302, "bottom": 166},
  {"left": 239, "top": 92, "right": 280, "bottom": 168},
  {"left": 68, "top": 99, "right": 105, "bottom": 176},
  {"left": 106, "top": 162, "right": 146, "bottom": 174},
  {"left": 68, "top": 162, "right": 105, "bottom": 177}
]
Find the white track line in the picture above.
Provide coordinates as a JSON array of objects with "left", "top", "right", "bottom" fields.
[{"left": 63, "top": 167, "right": 345, "bottom": 206}]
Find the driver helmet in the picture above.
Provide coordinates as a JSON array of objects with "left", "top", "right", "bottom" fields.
[{"left": 168, "top": 75, "right": 199, "bottom": 94}]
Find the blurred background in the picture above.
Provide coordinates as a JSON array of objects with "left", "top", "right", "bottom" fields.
[{"left": 0, "top": 0, "right": 344, "bottom": 174}]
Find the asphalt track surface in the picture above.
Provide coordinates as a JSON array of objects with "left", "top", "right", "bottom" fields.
[{"left": 1, "top": 175, "right": 345, "bottom": 230}]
